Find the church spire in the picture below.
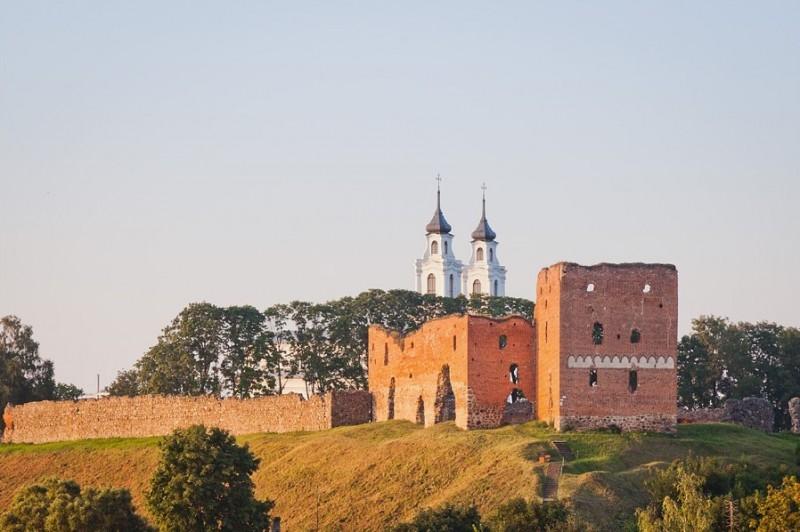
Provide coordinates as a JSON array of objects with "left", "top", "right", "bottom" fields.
[
  {"left": 425, "top": 174, "right": 452, "bottom": 234},
  {"left": 471, "top": 183, "right": 496, "bottom": 241}
]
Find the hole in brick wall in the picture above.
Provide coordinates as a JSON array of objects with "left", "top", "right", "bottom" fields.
[
  {"left": 545, "top": 322, "right": 548, "bottom": 343},
  {"left": 509, "top": 364, "right": 519, "bottom": 384},
  {"left": 411, "top": 342, "right": 414, "bottom": 349},
  {"left": 616, "top": 333, "right": 621, "bottom": 340},
  {"left": 409, "top": 373, "right": 412, "bottom": 379},
  {"left": 587, "top": 283, "right": 595, "bottom": 292},
  {"left": 499, "top": 335, "right": 508, "bottom": 349},
  {"left": 643, "top": 284, "right": 651, "bottom": 293},
  {"left": 592, "top": 322, "right": 604, "bottom": 345},
  {"left": 506, "top": 388, "right": 527, "bottom": 404},
  {"left": 629, "top": 370, "right": 638, "bottom": 393},
  {"left": 453, "top": 335, "right": 457, "bottom": 350},
  {"left": 434, "top": 365, "right": 456, "bottom": 423},
  {"left": 589, "top": 369, "right": 598, "bottom": 387},
  {"left": 416, "top": 396, "right": 425, "bottom": 425},
  {"left": 630, "top": 329, "right": 641, "bottom": 343},
  {"left": 659, "top": 303, "right": 664, "bottom": 308},
  {"left": 388, "top": 378, "right": 395, "bottom": 420},
  {"left": 384, "top": 343, "right": 389, "bottom": 365}
]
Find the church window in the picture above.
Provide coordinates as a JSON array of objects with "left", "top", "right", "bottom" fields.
[
  {"left": 630, "top": 329, "right": 641, "bottom": 343},
  {"left": 499, "top": 335, "right": 508, "bottom": 349},
  {"left": 444, "top": 241, "right": 448, "bottom": 255},
  {"left": 476, "top": 247, "right": 484, "bottom": 261},
  {"left": 427, "top": 274, "right": 436, "bottom": 295},
  {"left": 490, "top": 248, "right": 494, "bottom": 262},
  {"left": 592, "top": 322, "right": 604, "bottom": 345},
  {"left": 589, "top": 369, "right": 598, "bottom": 387},
  {"left": 472, "top": 279, "right": 482, "bottom": 296},
  {"left": 449, "top": 274, "right": 454, "bottom": 297},
  {"left": 493, "top": 279, "right": 498, "bottom": 296},
  {"left": 629, "top": 370, "right": 638, "bottom": 393},
  {"left": 509, "top": 363, "right": 519, "bottom": 383},
  {"left": 431, "top": 241, "right": 438, "bottom": 255}
]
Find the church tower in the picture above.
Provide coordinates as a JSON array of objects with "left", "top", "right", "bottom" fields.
[
  {"left": 463, "top": 186, "right": 507, "bottom": 296},
  {"left": 415, "top": 178, "right": 463, "bottom": 297}
]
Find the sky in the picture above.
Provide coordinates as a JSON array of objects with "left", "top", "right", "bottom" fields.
[{"left": 1, "top": 2, "right": 798, "bottom": 393}]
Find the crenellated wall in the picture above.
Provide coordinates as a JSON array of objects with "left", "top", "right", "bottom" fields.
[{"left": 2, "top": 390, "right": 372, "bottom": 444}]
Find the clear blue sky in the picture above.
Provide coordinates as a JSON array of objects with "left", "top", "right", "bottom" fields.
[{"left": 1, "top": 2, "right": 798, "bottom": 393}]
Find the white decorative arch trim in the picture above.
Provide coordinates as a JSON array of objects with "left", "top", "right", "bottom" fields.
[{"left": 567, "top": 354, "right": 675, "bottom": 369}]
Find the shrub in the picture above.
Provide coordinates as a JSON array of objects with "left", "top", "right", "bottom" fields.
[
  {"left": 391, "top": 503, "right": 482, "bottom": 532},
  {"left": 485, "top": 497, "right": 585, "bottom": 531},
  {"left": 0, "top": 478, "right": 151, "bottom": 532},
  {"left": 146, "top": 425, "right": 274, "bottom": 532}
]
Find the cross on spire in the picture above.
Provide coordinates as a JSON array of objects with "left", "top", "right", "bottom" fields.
[
  {"left": 436, "top": 173, "right": 442, "bottom": 191},
  {"left": 481, "top": 182, "right": 487, "bottom": 216}
]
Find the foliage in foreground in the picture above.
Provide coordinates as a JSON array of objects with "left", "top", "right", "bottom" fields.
[
  {"left": 146, "top": 425, "right": 274, "bottom": 532},
  {"left": 0, "top": 477, "right": 151, "bottom": 532}
]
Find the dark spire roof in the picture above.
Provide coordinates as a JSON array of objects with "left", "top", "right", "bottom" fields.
[
  {"left": 471, "top": 185, "right": 496, "bottom": 241},
  {"left": 425, "top": 177, "right": 452, "bottom": 234}
]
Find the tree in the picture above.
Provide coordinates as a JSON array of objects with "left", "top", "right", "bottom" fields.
[
  {"left": 0, "top": 478, "right": 151, "bottom": 532},
  {"left": 637, "top": 466, "right": 720, "bottom": 532},
  {"left": 107, "top": 368, "right": 140, "bottom": 396},
  {"left": 485, "top": 497, "right": 585, "bottom": 531},
  {"left": 53, "top": 383, "right": 83, "bottom": 401},
  {"left": 754, "top": 476, "right": 800, "bottom": 532},
  {"left": 146, "top": 425, "right": 273, "bottom": 532},
  {"left": 220, "top": 306, "right": 269, "bottom": 398},
  {"left": 0, "top": 315, "right": 56, "bottom": 430},
  {"left": 391, "top": 503, "right": 482, "bottom": 532}
]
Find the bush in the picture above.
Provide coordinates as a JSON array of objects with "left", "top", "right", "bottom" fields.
[
  {"left": 391, "top": 503, "right": 482, "bottom": 532},
  {"left": 753, "top": 476, "right": 800, "bottom": 531},
  {"left": 0, "top": 478, "right": 151, "bottom": 532},
  {"left": 146, "top": 425, "right": 274, "bottom": 532}
]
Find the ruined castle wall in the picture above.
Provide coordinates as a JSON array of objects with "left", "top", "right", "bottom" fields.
[
  {"left": 2, "top": 391, "right": 371, "bottom": 444},
  {"left": 535, "top": 267, "right": 563, "bottom": 425},
  {"left": 368, "top": 316, "right": 471, "bottom": 428},
  {"left": 539, "top": 262, "right": 678, "bottom": 432},
  {"left": 465, "top": 316, "right": 535, "bottom": 428}
]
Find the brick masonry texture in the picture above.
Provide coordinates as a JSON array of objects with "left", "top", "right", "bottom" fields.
[
  {"left": 2, "top": 391, "right": 371, "bottom": 444},
  {"left": 535, "top": 262, "right": 678, "bottom": 432},
  {"left": 368, "top": 314, "right": 535, "bottom": 429}
]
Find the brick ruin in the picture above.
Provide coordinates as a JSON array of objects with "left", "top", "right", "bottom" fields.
[
  {"left": 369, "top": 262, "right": 679, "bottom": 432},
  {"left": 2, "top": 391, "right": 372, "bottom": 444}
]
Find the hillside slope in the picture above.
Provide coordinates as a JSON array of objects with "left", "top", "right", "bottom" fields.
[{"left": 0, "top": 422, "right": 797, "bottom": 530}]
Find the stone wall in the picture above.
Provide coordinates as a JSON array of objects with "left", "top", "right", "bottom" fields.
[
  {"left": 677, "top": 407, "right": 725, "bottom": 424},
  {"left": 2, "top": 390, "right": 372, "bottom": 444},
  {"left": 722, "top": 397, "right": 774, "bottom": 432},
  {"left": 789, "top": 397, "right": 800, "bottom": 433},
  {"left": 559, "top": 414, "right": 677, "bottom": 433}
]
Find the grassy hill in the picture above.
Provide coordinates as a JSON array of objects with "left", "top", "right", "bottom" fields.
[{"left": 1, "top": 422, "right": 797, "bottom": 530}]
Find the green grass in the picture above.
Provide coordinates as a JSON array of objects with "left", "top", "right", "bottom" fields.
[{"left": 0, "top": 422, "right": 797, "bottom": 531}]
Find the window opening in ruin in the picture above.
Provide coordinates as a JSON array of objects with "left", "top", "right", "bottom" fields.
[
  {"left": 431, "top": 240, "right": 439, "bottom": 255},
  {"left": 629, "top": 370, "right": 638, "bottom": 393},
  {"left": 616, "top": 333, "right": 621, "bottom": 340},
  {"left": 630, "top": 329, "right": 641, "bottom": 343},
  {"left": 509, "top": 363, "right": 519, "bottom": 384},
  {"left": 416, "top": 396, "right": 425, "bottom": 425},
  {"left": 426, "top": 273, "right": 436, "bottom": 295},
  {"left": 592, "top": 322, "right": 604, "bottom": 344},
  {"left": 384, "top": 343, "right": 389, "bottom": 365},
  {"left": 410, "top": 342, "right": 414, "bottom": 349},
  {"left": 589, "top": 369, "right": 598, "bottom": 387},
  {"left": 477, "top": 247, "right": 484, "bottom": 261},
  {"left": 388, "top": 378, "right": 396, "bottom": 420},
  {"left": 499, "top": 335, "right": 508, "bottom": 349},
  {"left": 434, "top": 365, "right": 456, "bottom": 423},
  {"left": 643, "top": 283, "right": 651, "bottom": 293},
  {"left": 506, "top": 388, "right": 526, "bottom": 404},
  {"left": 472, "top": 279, "right": 481, "bottom": 296},
  {"left": 587, "top": 283, "right": 595, "bottom": 292},
  {"left": 453, "top": 335, "right": 457, "bottom": 351}
]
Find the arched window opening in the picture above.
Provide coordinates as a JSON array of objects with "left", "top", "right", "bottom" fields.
[
  {"left": 509, "top": 363, "right": 519, "bottom": 384},
  {"left": 449, "top": 274, "right": 454, "bottom": 298},
  {"left": 493, "top": 279, "right": 498, "bottom": 296},
  {"left": 426, "top": 274, "right": 436, "bottom": 295},
  {"left": 387, "top": 377, "right": 395, "bottom": 420},
  {"left": 629, "top": 370, "right": 638, "bottom": 393},
  {"left": 587, "top": 283, "right": 595, "bottom": 292},
  {"left": 489, "top": 248, "right": 494, "bottom": 262},
  {"left": 499, "top": 335, "right": 508, "bottom": 349},
  {"left": 589, "top": 369, "right": 598, "bottom": 387},
  {"left": 472, "top": 279, "right": 482, "bottom": 296},
  {"left": 592, "top": 322, "right": 604, "bottom": 345},
  {"left": 643, "top": 284, "right": 651, "bottom": 294},
  {"left": 630, "top": 329, "right": 641, "bottom": 344},
  {"left": 434, "top": 365, "right": 456, "bottom": 423},
  {"left": 506, "top": 388, "right": 526, "bottom": 404},
  {"left": 384, "top": 343, "right": 389, "bottom": 365},
  {"left": 431, "top": 241, "right": 439, "bottom": 255},
  {"left": 443, "top": 241, "right": 448, "bottom": 255},
  {"left": 476, "top": 247, "right": 484, "bottom": 261}
]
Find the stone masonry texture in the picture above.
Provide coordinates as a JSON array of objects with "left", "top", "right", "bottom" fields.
[
  {"left": 2, "top": 390, "right": 372, "bottom": 444},
  {"left": 790, "top": 397, "right": 800, "bottom": 433}
]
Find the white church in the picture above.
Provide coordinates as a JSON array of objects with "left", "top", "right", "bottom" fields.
[{"left": 414, "top": 183, "right": 507, "bottom": 298}]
